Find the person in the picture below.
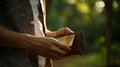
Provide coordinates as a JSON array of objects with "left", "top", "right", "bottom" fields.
[{"left": 0, "top": 0, "right": 74, "bottom": 67}]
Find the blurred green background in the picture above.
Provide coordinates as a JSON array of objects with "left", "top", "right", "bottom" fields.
[{"left": 46, "top": 0, "right": 120, "bottom": 67}]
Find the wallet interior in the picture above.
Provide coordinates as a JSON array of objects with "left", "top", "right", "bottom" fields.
[{"left": 54, "top": 32, "right": 84, "bottom": 60}]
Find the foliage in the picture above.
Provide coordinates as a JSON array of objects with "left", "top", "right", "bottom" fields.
[{"left": 46, "top": 0, "right": 120, "bottom": 67}]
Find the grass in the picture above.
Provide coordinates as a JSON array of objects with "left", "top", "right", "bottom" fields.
[{"left": 53, "top": 53, "right": 105, "bottom": 67}]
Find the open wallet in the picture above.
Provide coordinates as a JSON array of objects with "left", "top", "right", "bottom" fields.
[{"left": 54, "top": 32, "right": 84, "bottom": 60}]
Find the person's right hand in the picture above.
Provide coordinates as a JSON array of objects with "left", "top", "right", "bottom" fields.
[
  {"left": 0, "top": 26, "right": 70, "bottom": 59},
  {"left": 24, "top": 35, "right": 71, "bottom": 59}
]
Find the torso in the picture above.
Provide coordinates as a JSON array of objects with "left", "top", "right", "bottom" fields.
[{"left": 0, "top": 0, "right": 45, "bottom": 67}]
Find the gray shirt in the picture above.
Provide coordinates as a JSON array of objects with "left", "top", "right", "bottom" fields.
[{"left": 0, "top": 0, "right": 41, "bottom": 67}]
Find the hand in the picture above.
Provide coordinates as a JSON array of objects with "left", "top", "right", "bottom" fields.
[
  {"left": 47, "top": 27, "right": 74, "bottom": 37},
  {"left": 0, "top": 26, "right": 71, "bottom": 59},
  {"left": 25, "top": 36, "right": 71, "bottom": 59}
]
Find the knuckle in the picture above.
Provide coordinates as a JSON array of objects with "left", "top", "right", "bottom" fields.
[{"left": 65, "top": 27, "right": 69, "bottom": 30}]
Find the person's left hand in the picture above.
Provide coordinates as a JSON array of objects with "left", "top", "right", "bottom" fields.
[{"left": 46, "top": 27, "right": 74, "bottom": 37}]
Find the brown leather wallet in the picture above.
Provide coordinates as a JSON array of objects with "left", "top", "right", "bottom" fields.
[
  {"left": 65, "top": 32, "right": 84, "bottom": 56},
  {"left": 54, "top": 32, "right": 84, "bottom": 60}
]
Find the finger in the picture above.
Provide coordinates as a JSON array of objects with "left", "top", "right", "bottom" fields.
[
  {"left": 64, "top": 27, "right": 74, "bottom": 34},
  {"left": 50, "top": 46, "right": 67, "bottom": 56},
  {"left": 54, "top": 40, "right": 71, "bottom": 52},
  {"left": 40, "top": 46, "right": 66, "bottom": 59},
  {"left": 56, "top": 28, "right": 74, "bottom": 36}
]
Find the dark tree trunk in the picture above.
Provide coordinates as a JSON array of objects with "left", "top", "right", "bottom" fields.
[{"left": 104, "top": 0, "right": 113, "bottom": 67}]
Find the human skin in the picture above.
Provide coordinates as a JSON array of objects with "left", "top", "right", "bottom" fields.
[{"left": 0, "top": 25, "right": 73, "bottom": 59}]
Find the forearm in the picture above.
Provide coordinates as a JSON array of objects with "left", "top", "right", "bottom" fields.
[{"left": 0, "top": 25, "right": 31, "bottom": 49}]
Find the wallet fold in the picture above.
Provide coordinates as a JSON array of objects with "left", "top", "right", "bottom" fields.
[{"left": 54, "top": 32, "right": 84, "bottom": 60}]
